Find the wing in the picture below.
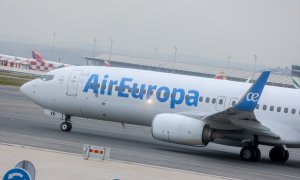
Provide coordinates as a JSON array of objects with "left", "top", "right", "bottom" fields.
[{"left": 178, "top": 71, "right": 279, "bottom": 138}]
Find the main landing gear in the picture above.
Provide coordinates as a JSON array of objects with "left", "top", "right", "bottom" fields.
[
  {"left": 240, "top": 145, "right": 261, "bottom": 162},
  {"left": 240, "top": 136, "right": 261, "bottom": 162},
  {"left": 269, "top": 146, "right": 289, "bottom": 163},
  {"left": 240, "top": 139, "right": 289, "bottom": 163},
  {"left": 60, "top": 115, "right": 72, "bottom": 132}
]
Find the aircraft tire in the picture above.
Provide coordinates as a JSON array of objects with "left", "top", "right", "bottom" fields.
[
  {"left": 60, "top": 122, "right": 72, "bottom": 132},
  {"left": 269, "top": 146, "right": 289, "bottom": 163},
  {"left": 283, "top": 150, "right": 289, "bottom": 162},
  {"left": 252, "top": 147, "right": 261, "bottom": 162},
  {"left": 240, "top": 146, "right": 260, "bottom": 162}
]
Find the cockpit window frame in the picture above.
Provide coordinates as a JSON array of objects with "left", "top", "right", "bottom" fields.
[{"left": 41, "top": 75, "right": 54, "bottom": 81}]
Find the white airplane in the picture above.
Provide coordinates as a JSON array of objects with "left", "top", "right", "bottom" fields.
[{"left": 20, "top": 66, "right": 300, "bottom": 163}]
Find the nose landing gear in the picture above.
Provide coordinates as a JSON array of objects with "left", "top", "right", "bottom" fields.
[{"left": 60, "top": 115, "right": 72, "bottom": 132}]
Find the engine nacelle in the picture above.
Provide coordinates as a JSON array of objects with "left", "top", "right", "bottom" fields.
[{"left": 151, "top": 113, "right": 212, "bottom": 146}]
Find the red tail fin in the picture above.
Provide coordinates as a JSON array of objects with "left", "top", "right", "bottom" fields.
[
  {"left": 104, "top": 60, "right": 110, "bottom": 67},
  {"left": 32, "top": 51, "right": 44, "bottom": 62}
]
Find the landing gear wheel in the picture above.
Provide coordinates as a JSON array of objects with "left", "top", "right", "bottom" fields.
[
  {"left": 253, "top": 147, "right": 261, "bottom": 162},
  {"left": 240, "top": 146, "right": 261, "bottom": 162},
  {"left": 283, "top": 150, "right": 289, "bottom": 162},
  {"left": 60, "top": 122, "right": 72, "bottom": 132},
  {"left": 269, "top": 146, "right": 289, "bottom": 163}
]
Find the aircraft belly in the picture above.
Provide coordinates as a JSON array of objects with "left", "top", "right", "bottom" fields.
[{"left": 106, "top": 100, "right": 162, "bottom": 126}]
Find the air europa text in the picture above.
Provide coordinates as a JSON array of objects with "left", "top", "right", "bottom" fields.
[{"left": 83, "top": 74, "right": 200, "bottom": 109}]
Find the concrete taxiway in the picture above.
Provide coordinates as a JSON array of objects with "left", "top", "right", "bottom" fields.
[
  {"left": 1, "top": 144, "right": 222, "bottom": 180},
  {"left": 0, "top": 85, "right": 300, "bottom": 180}
]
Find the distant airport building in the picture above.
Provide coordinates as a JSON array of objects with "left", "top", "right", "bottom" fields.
[
  {"left": 85, "top": 54, "right": 295, "bottom": 88},
  {"left": 0, "top": 57, "right": 30, "bottom": 69},
  {"left": 291, "top": 65, "right": 300, "bottom": 77}
]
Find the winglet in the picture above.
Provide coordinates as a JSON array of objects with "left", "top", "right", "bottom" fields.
[{"left": 234, "top": 71, "right": 270, "bottom": 112}]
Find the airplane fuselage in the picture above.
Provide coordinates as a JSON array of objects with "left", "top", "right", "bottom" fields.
[{"left": 21, "top": 66, "right": 300, "bottom": 147}]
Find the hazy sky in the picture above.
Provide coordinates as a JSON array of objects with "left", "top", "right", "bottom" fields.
[{"left": 0, "top": 0, "right": 299, "bottom": 67}]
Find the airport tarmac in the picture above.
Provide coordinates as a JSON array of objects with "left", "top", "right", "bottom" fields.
[
  {"left": 0, "top": 144, "right": 222, "bottom": 180},
  {"left": 1, "top": 85, "right": 300, "bottom": 180}
]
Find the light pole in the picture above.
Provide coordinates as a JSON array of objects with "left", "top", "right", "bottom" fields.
[
  {"left": 109, "top": 39, "right": 113, "bottom": 61},
  {"left": 227, "top": 55, "right": 232, "bottom": 69},
  {"left": 51, "top": 32, "right": 56, "bottom": 60},
  {"left": 92, "top": 38, "right": 97, "bottom": 57},
  {"left": 252, "top": 54, "right": 257, "bottom": 83},
  {"left": 154, "top": 46, "right": 158, "bottom": 59},
  {"left": 172, "top": 46, "right": 177, "bottom": 73}
]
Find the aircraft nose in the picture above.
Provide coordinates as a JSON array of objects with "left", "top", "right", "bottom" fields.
[{"left": 20, "top": 80, "right": 34, "bottom": 97}]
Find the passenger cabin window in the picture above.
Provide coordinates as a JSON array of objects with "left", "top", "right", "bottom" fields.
[
  {"left": 89, "top": 83, "right": 94, "bottom": 89},
  {"left": 157, "top": 91, "right": 161, "bottom": 97},
  {"left": 212, "top": 98, "right": 216, "bottom": 104},
  {"left": 205, "top": 97, "right": 210, "bottom": 103},
  {"left": 284, "top": 108, "right": 288, "bottom": 113},
  {"left": 115, "top": 86, "right": 119, "bottom": 91},
  {"left": 149, "top": 90, "right": 154, "bottom": 95},
  {"left": 256, "top": 104, "right": 260, "bottom": 109},
  {"left": 219, "top": 99, "right": 223, "bottom": 105},
  {"left": 199, "top": 96, "right": 203, "bottom": 102},
  {"left": 171, "top": 93, "right": 175, "bottom": 98},
  {"left": 277, "top": 107, "right": 281, "bottom": 112},
  {"left": 41, "top": 75, "right": 54, "bottom": 81},
  {"left": 185, "top": 95, "right": 189, "bottom": 100},
  {"left": 232, "top": 101, "right": 237, "bottom": 106},
  {"left": 270, "top": 106, "right": 274, "bottom": 112},
  {"left": 291, "top": 108, "right": 296, "bottom": 114},
  {"left": 263, "top": 105, "right": 267, "bottom": 110},
  {"left": 163, "top": 92, "right": 168, "bottom": 97}
]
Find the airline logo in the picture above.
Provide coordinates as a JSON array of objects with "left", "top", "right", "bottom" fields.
[
  {"left": 246, "top": 92, "right": 260, "bottom": 102},
  {"left": 234, "top": 71, "right": 270, "bottom": 112},
  {"left": 83, "top": 74, "right": 200, "bottom": 109}
]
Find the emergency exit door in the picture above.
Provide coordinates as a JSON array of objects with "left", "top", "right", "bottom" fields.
[{"left": 66, "top": 70, "right": 82, "bottom": 96}]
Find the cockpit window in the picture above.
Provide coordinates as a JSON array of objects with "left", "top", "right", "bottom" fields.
[{"left": 41, "top": 75, "right": 54, "bottom": 81}]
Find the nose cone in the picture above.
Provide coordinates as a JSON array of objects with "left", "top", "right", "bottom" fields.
[{"left": 20, "top": 81, "right": 33, "bottom": 97}]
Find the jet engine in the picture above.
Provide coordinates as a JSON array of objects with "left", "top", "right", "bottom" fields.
[{"left": 151, "top": 113, "right": 213, "bottom": 146}]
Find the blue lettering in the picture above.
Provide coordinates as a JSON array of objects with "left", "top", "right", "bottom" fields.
[
  {"left": 146, "top": 85, "right": 157, "bottom": 99},
  {"left": 118, "top": 77, "right": 133, "bottom": 98},
  {"left": 107, "top": 80, "right": 118, "bottom": 96},
  {"left": 186, "top": 90, "right": 199, "bottom": 107},
  {"left": 83, "top": 74, "right": 201, "bottom": 109},
  {"left": 100, "top": 74, "right": 109, "bottom": 95},
  {"left": 83, "top": 74, "right": 99, "bottom": 94},
  {"left": 170, "top": 88, "right": 185, "bottom": 108},
  {"left": 132, "top": 83, "right": 146, "bottom": 99},
  {"left": 156, "top": 86, "right": 170, "bottom": 102}
]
